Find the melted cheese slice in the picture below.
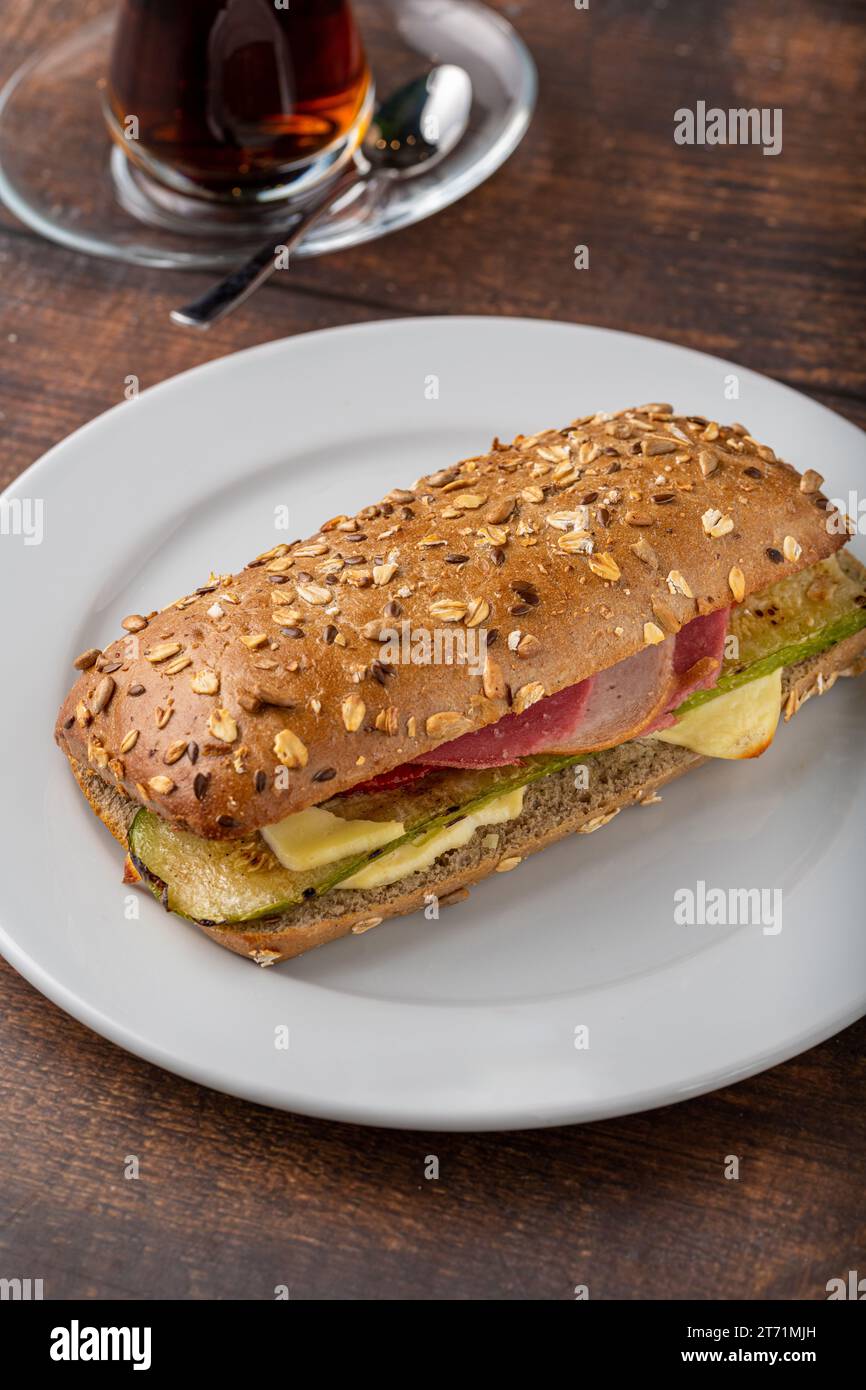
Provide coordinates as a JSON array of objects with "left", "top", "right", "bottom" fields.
[
  {"left": 652, "top": 668, "right": 783, "bottom": 759},
  {"left": 339, "top": 787, "right": 526, "bottom": 891},
  {"left": 262, "top": 805, "right": 405, "bottom": 871}
]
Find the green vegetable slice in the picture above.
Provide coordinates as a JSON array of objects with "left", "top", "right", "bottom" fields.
[
  {"left": 730, "top": 553, "right": 865, "bottom": 668},
  {"left": 129, "top": 812, "right": 324, "bottom": 923},
  {"left": 129, "top": 751, "right": 589, "bottom": 924},
  {"left": 677, "top": 607, "right": 866, "bottom": 714},
  {"left": 678, "top": 554, "right": 866, "bottom": 714}
]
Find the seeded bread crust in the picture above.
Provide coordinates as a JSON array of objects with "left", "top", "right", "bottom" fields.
[
  {"left": 55, "top": 406, "right": 845, "bottom": 839},
  {"left": 65, "top": 627, "right": 866, "bottom": 963}
]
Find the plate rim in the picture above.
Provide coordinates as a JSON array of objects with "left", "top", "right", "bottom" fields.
[{"left": 2, "top": 921, "right": 865, "bottom": 1131}]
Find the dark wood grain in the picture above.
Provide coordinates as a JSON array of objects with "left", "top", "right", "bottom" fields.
[
  {"left": 1, "top": 0, "right": 864, "bottom": 1301},
  {"left": 2, "top": 955, "right": 864, "bottom": 1300}
]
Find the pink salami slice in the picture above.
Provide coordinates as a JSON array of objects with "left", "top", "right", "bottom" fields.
[
  {"left": 644, "top": 607, "right": 729, "bottom": 733},
  {"left": 414, "top": 675, "right": 595, "bottom": 767},
  {"left": 539, "top": 638, "right": 676, "bottom": 753},
  {"left": 416, "top": 636, "right": 675, "bottom": 766},
  {"left": 674, "top": 607, "right": 729, "bottom": 684},
  {"left": 415, "top": 608, "right": 730, "bottom": 770},
  {"left": 345, "top": 763, "right": 432, "bottom": 795}
]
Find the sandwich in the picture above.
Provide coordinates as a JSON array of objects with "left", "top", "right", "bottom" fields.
[{"left": 55, "top": 404, "right": 866, "bottom": 964}]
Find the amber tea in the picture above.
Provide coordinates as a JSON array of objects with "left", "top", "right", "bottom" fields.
[{"left": 106, "top": 0, "right": 371, "bottom": 199}]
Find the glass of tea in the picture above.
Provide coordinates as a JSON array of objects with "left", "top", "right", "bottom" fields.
[{"left": 104, "top": 0, "right": 373, "bottom": 207}]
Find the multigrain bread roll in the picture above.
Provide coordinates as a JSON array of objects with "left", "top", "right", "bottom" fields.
[
  {"left": 54, "top": 404, "right": 866, "bottom": 963},
  {"left": 56, "top": 405, "right": 845, "bottom": 836}
]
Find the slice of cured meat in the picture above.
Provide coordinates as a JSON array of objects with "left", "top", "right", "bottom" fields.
[
  {"left": 644, "top": 607, "right": 729, "bottom": 733},
  {"left": 673, "top": 607, "right": 729, "bottom": 694},
  {"left": 416, "top": 608, "right": 731, "bottom": 770},
  {"left": 344, "top": 763, "right": 432, "bottom": 795},
  {"left": 539, "top": 637, "right": 676, "bottom": 754},
  {"left": 416, "top": 637, "right": 676, "bottom": 766},
  {"left": 414, "top": 674, "right": 595, "bottom": 768}
]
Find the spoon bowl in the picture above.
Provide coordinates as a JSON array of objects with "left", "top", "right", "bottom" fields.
[{"left": 364, "top": 65, "right": 473, "bottom": 177}]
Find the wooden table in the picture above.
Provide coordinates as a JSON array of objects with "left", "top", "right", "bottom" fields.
[{"left": 1, "top": 0, "right": 864, "bottom": 1300}]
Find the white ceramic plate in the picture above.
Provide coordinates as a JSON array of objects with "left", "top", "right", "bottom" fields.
[{"left": 1, "top": 317, "right": 864, "bottom": 1130}]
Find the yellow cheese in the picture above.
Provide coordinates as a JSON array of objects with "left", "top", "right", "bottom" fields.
[
  {"left": 262, "top": 805, "right": 405, "bottom": 872},
  {"left": 652, "top": 668, "right": 782, "bottom": 759},
  {"left": 339, "top": 786, "right": 526, "bottom": 891}
]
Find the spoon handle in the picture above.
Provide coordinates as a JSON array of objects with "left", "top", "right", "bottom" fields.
[{"left": 170, "top": 163, "right": 363, "bottom": 330}]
